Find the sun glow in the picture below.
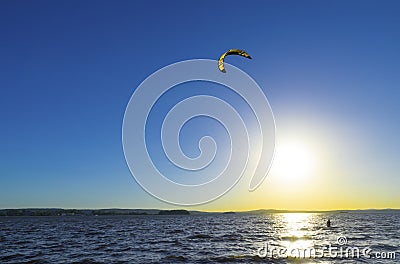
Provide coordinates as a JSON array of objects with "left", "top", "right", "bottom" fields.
[{"left": 272, "top": 140, "right": 316, "bottom": 185}]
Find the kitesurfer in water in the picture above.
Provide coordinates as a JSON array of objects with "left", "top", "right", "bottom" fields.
[{"left": 327, "top": 219, "right": 331, "bottom": 227}]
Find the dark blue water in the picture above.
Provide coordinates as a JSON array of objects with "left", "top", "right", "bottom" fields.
[{"left": 0, "top": 212, "right": 399, "bottom": 263}]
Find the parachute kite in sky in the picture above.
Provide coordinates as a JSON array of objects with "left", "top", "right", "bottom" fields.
[{"left": 218, "top": 49, "right": 252, "bottom": 73}]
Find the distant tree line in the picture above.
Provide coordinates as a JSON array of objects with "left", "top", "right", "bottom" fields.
[
  {"left": 0, "top": 209, "right": 80, "bottom": 216},
  {"left": 0, "top": 209, "right": 192, "bottom": 216},
  {"left": 158, "top": 210, "right": 190, "bottom": 215},
  {"left": 0, "top": 209, "right": 152, "bottom": 216}
]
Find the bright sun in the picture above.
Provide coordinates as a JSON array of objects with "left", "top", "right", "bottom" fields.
[{"left": 272, "top": 141, "right": 315, "bottom": 185}]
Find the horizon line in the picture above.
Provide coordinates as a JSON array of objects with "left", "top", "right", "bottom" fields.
[{"left": 1, "top": 207, "right": 399, "bottom": 213}]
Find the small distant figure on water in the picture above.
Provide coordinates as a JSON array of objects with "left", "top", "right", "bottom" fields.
[{"left": 327, "top": 219, "right": 331, "bottom": 227}]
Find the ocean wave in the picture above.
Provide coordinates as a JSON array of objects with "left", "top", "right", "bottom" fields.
[{"left": 187, "top": 233, "right": 213, "bottom": 240}]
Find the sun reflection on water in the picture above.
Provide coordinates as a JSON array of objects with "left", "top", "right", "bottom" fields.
[{"left": 280, "top": 213, "right": 314, "bottom": 251}]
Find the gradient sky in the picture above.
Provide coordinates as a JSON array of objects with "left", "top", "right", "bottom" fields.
[{"left": 1, "top": 0, "right": 399, "bottom": 210}]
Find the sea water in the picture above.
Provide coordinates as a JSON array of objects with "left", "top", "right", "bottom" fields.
[{"left": 1, "top": 212, "right": 399, "bottom": 263}]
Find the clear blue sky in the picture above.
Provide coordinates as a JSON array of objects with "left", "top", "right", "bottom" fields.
[{"left": 1, "top": 0, "right": 399, "bottom": 209}]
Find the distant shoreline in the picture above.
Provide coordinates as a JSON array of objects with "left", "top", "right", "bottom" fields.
[{"left": 0, "top": 208, "right": 399, "bottom": 217}]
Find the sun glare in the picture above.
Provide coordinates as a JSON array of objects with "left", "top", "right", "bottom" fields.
[{"left": 272, "top": 141, "right": 316, "bottom": 185}]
